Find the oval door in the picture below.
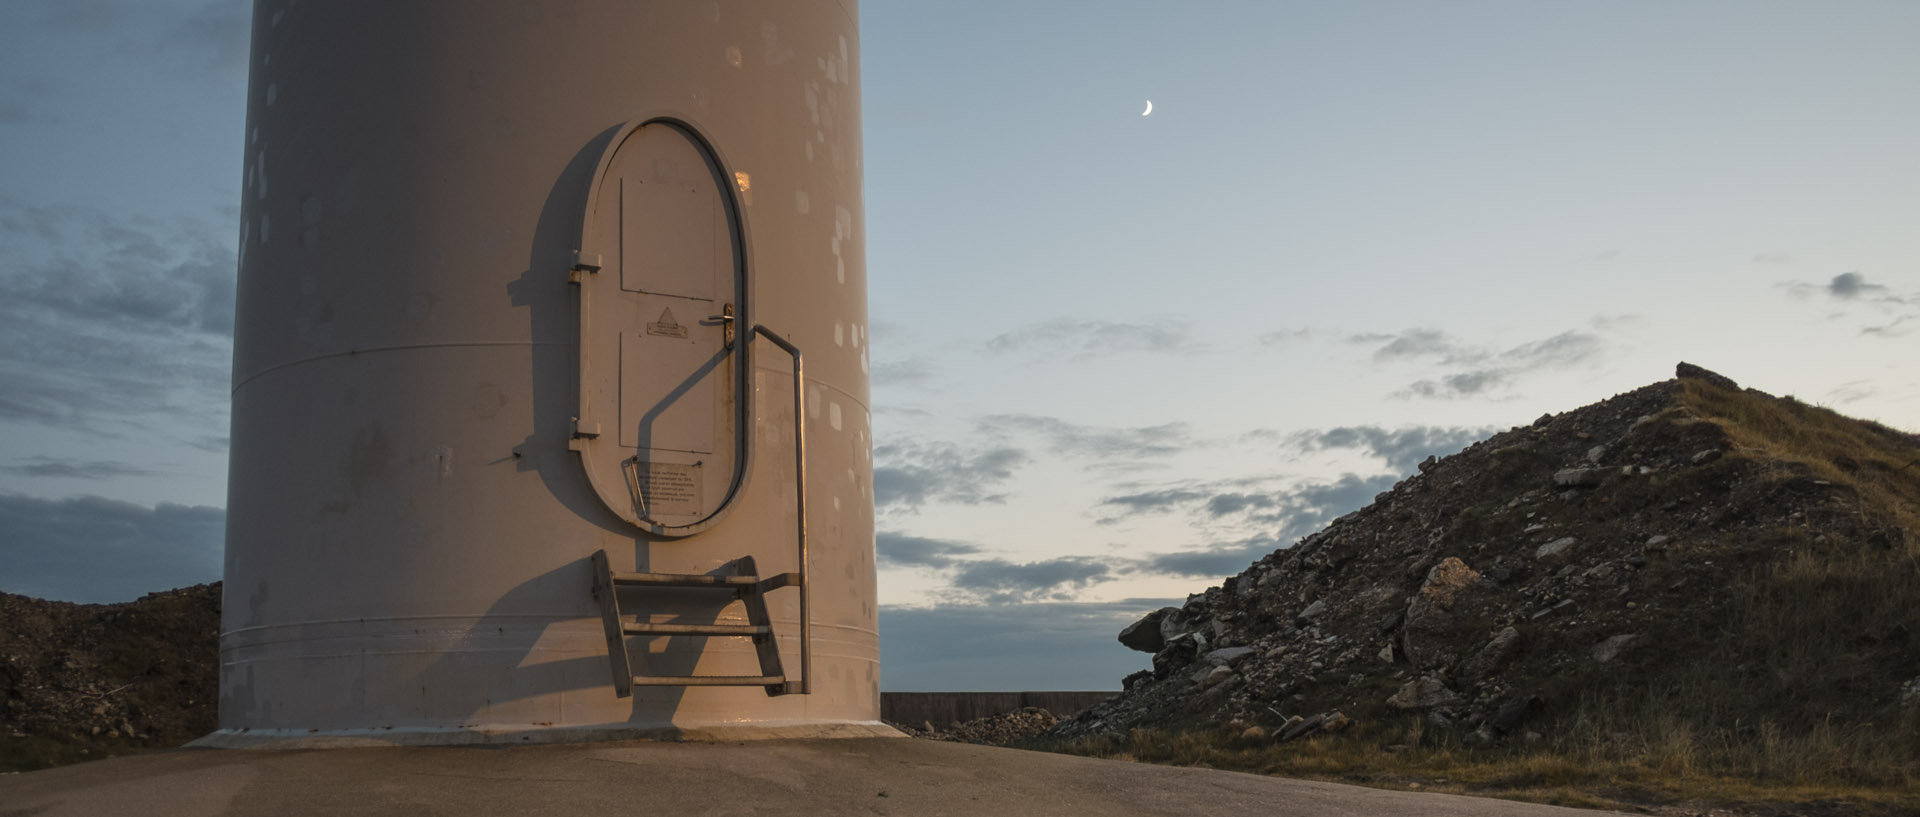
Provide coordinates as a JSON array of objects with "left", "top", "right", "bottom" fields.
[{"left": 576, "top": 121, "right": 745, "bottom": 531}]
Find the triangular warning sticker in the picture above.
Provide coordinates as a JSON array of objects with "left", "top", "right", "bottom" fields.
[{"left": 645, "top": 307, "right": 689, "bottom": 339}]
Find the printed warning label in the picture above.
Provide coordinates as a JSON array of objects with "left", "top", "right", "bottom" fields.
[
  {"left": 629, "top": 460, "right": 702, "bottom": 516},
  {"left": 645, "top": 307, "right": 688, "bottom": 339}
]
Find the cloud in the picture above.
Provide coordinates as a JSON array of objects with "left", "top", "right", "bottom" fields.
[
  {"left": 1510, "top": 331, "right": 1606, "bottom": 367},
  {"left": 985, "top": 319, "right": 1195, "bottom": 358},
  {"left": 949, "top": 556, "right": 1115, "bottom": 604},
  {"left": 1588, "top": 313, "right": 1645, "bottom": 332},
  {"left": 877, "top": 530, "right": 1121, "bottom": 604},
  {"left": 1099, "top": 470, "right": 1395, "bottom": 533},
  {"left": 1096, "top": 480, "right": 1286, "bottom": 524},
  {"left": 155, "top": 0, "right": 251, "bottom": 81},
  {"left": 1824, "top": 381, "right": 1876, "bottom": 405},
  {"left": 1129, "top": 473, "right": 1400, "bottom": 578},
  {"left": 1861, "top": 316, "right": 1915, "bottom": 338},
  {"left": 1361, "top": 328, "right": 1482, "bottom": 365},
  {"left": 1400, "top": 370, "right": 1511, "bottom": 399},
  {"left": 871, "top": 356, "right": 937, "bottom": 388},
  {"left": 979, "top": 414, "right": 1196, "bottom": 460},
  {"left": 879, "top": 599, "right": 1179, "bottom": 690},
  {"left": 7, "top": 207, "right": 236, "bottom": 334},
  {"left": 1780, "top": 271, "right": 1908, "bottom": 305},
  {"left": 0, "top": 457, "right": 158, "bottom": 479},
  {"left": 1828, "top": 272, "right": 1887, "bottom": 300},
  {"left": 0, "top": 97, "right": 39, "bottom": 125},
  {"left": 1372, "top": 329, "right": 1605, "bottom": 400},
  {"left": 1285, "top": 424, "right": 1490, "bottom": 474},
  {"left": 1098, "top": 488, "right": 1211, "bottom": 516},
  {"left": 1256, "top": 328, "right": 1315, "bottom": 347},
  {"left": 884, "top": 468, "right": 1396, "bottom": 600},
  {"left": 872, "top": 442, "right": 1028, "bottom": 510},
  {"left": 1779, "top": 272, "right": 1918, "bottom": 337},
  {"left": 1267, "top": 472, "right": 1398, "bottom": 535},
  {"left": 0, "top": 493, "right": 223, "bottom": 603},
  {"left": 32, "top": 0, "right": 249, "bottom": 85},
  {"left": 1097, "top": 474, "right": 1287, "bottom": 525},
  {"left": 875, "top": 531, "right": 981, "bottom": 569},
  {"left": 188, "top": 435, "right": 230, "bottom": 453},
  {"left": 39, "top": 0, "right": 124, "bottom": 31},
  {"left": 1139, "top": 533, "right": 1287, "bottom": 579},
  {"left": 0, "top": 202, "right": 235, "bottom": 433},
  {"left": 1204, "top": 492, "right": 1278, "bottom": 517}
]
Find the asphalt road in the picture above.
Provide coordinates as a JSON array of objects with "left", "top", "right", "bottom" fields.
[{"left": 2, "top": 737, "right": 1628, "bottom": 816}]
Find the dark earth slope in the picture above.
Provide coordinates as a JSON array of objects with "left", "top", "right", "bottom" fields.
[
  {"left": 1060, "top": 364, "right": 1920, "bottom": 755},
  {"left": 1, "top": 583, "right": 219, "bottom": 771}
]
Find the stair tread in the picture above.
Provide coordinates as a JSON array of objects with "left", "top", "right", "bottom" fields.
[
  {"left": 630, "top": 675, "right": 784, "bottom": 687},
  {"left": 622, "top": 622, "right": 770, "bottom": 636},
  {"left": 611, "top": 571, "right": 759, "bottom": 587}
]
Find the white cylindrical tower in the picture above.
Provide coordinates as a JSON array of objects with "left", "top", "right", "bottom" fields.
[{"left": 210, "top": 0, "right": 878, "bottom": 743}]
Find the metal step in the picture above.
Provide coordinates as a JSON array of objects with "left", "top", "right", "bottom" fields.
[
  {"left": 611, "top": 571, "right": 759, "bottom": 588},
  {"left": 592, "top": 550, "right": 805, "bottom": 698},
  {"left": 630, "top": 675, "right": 784, "bottom": 687},
  {"left": 609, "top": 571, "right": 805, "bottom": 590},
  {"left": 622, "top": 622, "right": 770, "bottom": 637},
  {"left": 756, "top": 572, "right": 803, "bottom": 590}
]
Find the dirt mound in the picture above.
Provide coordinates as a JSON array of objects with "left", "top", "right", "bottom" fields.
[
  {"left": 1, "top": 583, "right": 220, "bottom": 771},
  {"left": 1060, "top": 364, "right": 1920, "bottom": 750},
  {"left": 890, "top": 707, "right": 1060, "bottom": 745}
]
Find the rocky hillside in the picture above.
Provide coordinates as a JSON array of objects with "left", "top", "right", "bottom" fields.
[
  {"left": 1059, "top": 364, "right": 1920, "bottom": 750},
  {"left": 890, "top": 707, "right": 1062, "bottom": 745},
  {"left": 0, "top": 583, "right": 220, "bottom": 771}
]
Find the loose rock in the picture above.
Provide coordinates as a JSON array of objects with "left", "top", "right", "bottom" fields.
[
  {"left": 1535, "top": 537, "right": 1577, "bottom": 560},
  {"left": 1553, "top": 468, "right": 1606, "bottom": 488},
  {"left": 1590, "top": 634, "right": 1639, "bottom": 664},
  {"left": 1387, "top": 677, "right": 1461, "bottom": 711}
]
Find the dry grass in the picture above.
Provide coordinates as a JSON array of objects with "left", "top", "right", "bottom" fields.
[
  {"left": 1022, "top": 719, "right": 1920, "bottom": 815},
  {"left": 1679, "top": 378, "right": 1920, "bottom": 540}
]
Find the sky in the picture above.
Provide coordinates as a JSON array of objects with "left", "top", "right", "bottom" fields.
[{"left": 2, "top": 1, "right": 1916, "bottom": 692}]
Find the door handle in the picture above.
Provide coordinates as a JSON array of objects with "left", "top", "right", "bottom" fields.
[{"left": 703, "top": 303, "right": 736, "bottom": 347}]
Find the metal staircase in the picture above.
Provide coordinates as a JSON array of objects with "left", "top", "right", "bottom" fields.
[
  {"left": 586, "top": 325, "right": 813, "bottom": 698},
  {"left": 591, "top": 550, "right": 807, "bottom": 696}
]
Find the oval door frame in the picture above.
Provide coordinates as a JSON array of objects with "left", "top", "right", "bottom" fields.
[{"left": 569, "top": 114, "right": 757, "bottom": 538}]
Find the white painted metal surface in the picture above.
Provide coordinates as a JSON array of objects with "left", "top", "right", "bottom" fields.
[{"left": 213, "top": 0, "right": 877, "bottom": 742}]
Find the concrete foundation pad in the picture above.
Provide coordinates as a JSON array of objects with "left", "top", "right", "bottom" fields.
[
  {"left": 4, "top": 737, "right": 1626, "bottom": 816},
  {"left": 188, "top": 720, "right": 904, "bottom": 748}
]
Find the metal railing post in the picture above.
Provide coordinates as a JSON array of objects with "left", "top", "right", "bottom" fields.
[{"left": 752, "top": 325, "right": 808, "bottom": 695}]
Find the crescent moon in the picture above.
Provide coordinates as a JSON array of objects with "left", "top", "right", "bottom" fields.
[{"left": 1142, "top": 100, "right": 1153, "bottom": 116}]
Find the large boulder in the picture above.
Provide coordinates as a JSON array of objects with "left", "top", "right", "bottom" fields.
[
  {"left": 1118, "top": 607, "right": 1175, "bottom": 653},
  {"left": 1401, "top": 557, "right": 1485, "bottom": 671},
  {"left": 1484, "top": 694, "right": 1543, "bottom": 735},
  {"left": 1151, "top": 632, "right": 1206, "bottom": 678},
  {"left": 1675, "top": 362, "right": 1738, "bottom": 389},
  {"left": 1158, "top": 607, "right": 1205, "bottom": 644},
  {"left": 1414, "top": 557, "right": 1482, "bottom": 609},
  {"left": 1460, "top": 626, "right": 1522, "bottom": 683}
]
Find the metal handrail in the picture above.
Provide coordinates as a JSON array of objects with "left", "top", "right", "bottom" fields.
[{"left": 751, "top": 324, "right": 809, "bottom": 695}]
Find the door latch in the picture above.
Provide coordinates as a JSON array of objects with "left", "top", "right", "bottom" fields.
[{"left": 704, "top": 303, "right": 736, "bottom": 347}]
